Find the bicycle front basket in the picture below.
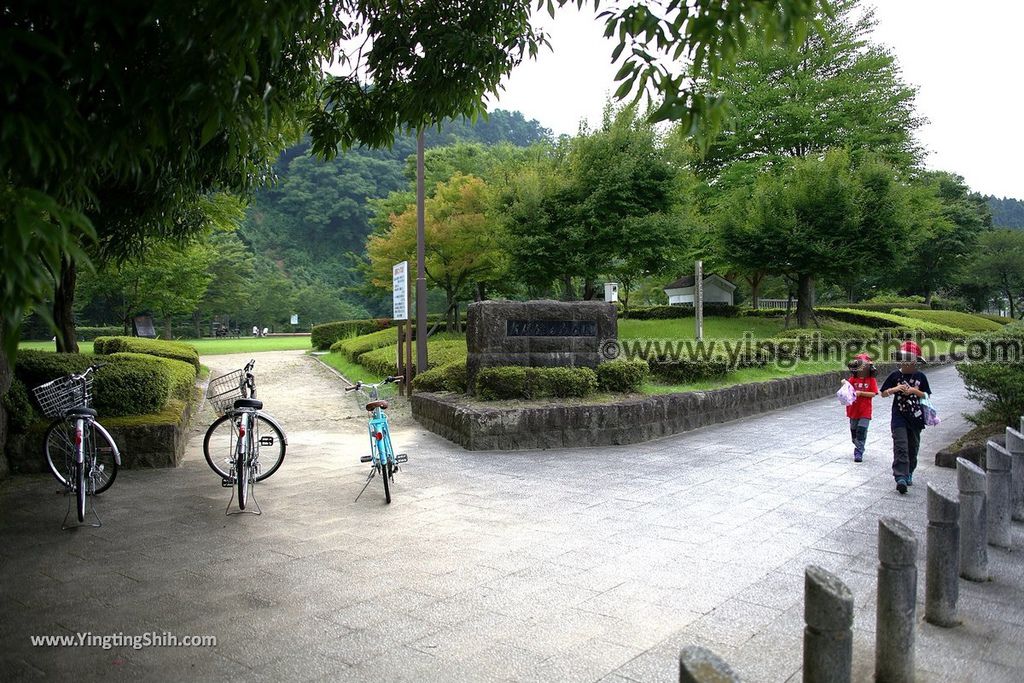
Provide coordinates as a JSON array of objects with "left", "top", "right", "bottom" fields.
[
  {"left": 207, "top": 368, "right": 244, "bottom": 415},
  {"left": 33, "top": 374, "right": 92, "bottom": 419}
]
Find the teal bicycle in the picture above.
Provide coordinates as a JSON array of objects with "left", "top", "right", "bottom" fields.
[{"left": 347, "top": 376, "right": 407, "bottom": 504}]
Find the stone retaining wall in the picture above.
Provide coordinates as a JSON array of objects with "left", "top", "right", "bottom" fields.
[
  {"left": 413, "top": 360, "right": 954, "bottom": 451},
  {"left": 5, "top": 398, "right": 196, "bottom": 473}
]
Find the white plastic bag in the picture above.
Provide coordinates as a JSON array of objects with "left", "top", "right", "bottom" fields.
[
  {"left": 836, "top": 379, "right": 856, "bottom": 407},
  {"left": 922, "top": 396, "right": 941, "bottom": 426}
]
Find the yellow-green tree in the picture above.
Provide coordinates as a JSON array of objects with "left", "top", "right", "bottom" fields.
[{"left": 367, "top": 175, "right": 506, "bottom": 324}]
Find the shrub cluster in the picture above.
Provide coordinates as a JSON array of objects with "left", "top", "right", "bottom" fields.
[
  {"left": 75, "top": 326, "right": 124, "bottom": 341},
  {"left": 596, "top": 359, "right": 649, "bottom": 393},
  {"left": 312, "top": 319, "right": 395, "bottom": 350},
  {"left": 2, "top": 378, "right": 35, "bottom": 433},
  {"left": 835, "top": 302, "right": 930, "bottom": 313},
  {"left": 476, "top": 366, "right": 598, "bottom": 400},
  {"left": 359, "top": 337, "right": 466, "bottom": 377},
  {"left": 647, "top": 358, "right": 730, "bottom": 384},
  {"left": 412, "top": 361, "right": 468, "bottom": 393},
  {"left": 623, "top": 303, "right": 739, "bottom": 319},
  {"left": 332, "top": 327, "right": 403, "bottom": 361},
  {"left": 975, "top": 313, "right": 1013, "bottom": 326},
  {"left": 957, "top": 361, "right": 1024, "bottom": 427},
  {"left": 94, "top": 336, "right": 200, "bottom": 370}
]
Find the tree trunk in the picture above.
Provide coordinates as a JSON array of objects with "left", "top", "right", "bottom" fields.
[
  {"left": 562, "top": 275, "right": 575, "bottom": 301},
  {"left": 748, "top": 273, "right": 764, "bottom": 309},
  {"left": 53, "top": 256, "right": 79, "bottom": 353},
  {"left": 582, "top": 278, "right": 596, "bottom": 301},
  {"left": 193, "top": 311, "right": 202, "bottom": 338},
  {"left": 796, "top": 273, "right": 815, "bottom": 328},
  {"left": 475, "top": 282, "right": 486, "bottom": 302},
  {"left": 163, "top": 317, "right": 173, "bottom": 340},
  {"left": 923, "top": 289, "right": 933, "bottom": 306},
  {"left": 0, "top": 332, "right": 11, "bottom": 478}
]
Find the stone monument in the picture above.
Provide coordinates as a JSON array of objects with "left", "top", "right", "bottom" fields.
[{"left": 465, "top": 299, "right": 617, "bottom": 394}]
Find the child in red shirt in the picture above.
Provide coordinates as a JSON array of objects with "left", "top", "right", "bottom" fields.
[{"left": 846, "top": 353, "right": 878, "bottom": 463}]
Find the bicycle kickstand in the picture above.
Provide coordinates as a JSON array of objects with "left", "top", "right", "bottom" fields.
[
  {"left": 354, "top": 467, "right": 376, "bottom": 503},
  {"left": 226, "top": 486, "right": 263, "bottom": 516},
  {"left": 62, "top": 497, "right": 102, "bottom": 531}
]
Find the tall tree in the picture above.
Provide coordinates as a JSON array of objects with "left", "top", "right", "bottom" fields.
[
  {"left": 690, "top": 0, "right": 922, "bottom": 179},
  {"left": 367, "top": 175, "right": 506, "bottom": 322},
  {"left": 719, "top": 149, "right": 911, "bottom": 326},
  {"left": 970, "top": 231, "right": 1024, "bottom": 318},
  {"left": 501, "top": 106, "right": 678, "bottom": 300}
]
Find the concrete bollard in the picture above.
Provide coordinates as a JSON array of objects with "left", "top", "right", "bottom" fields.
[
  {"left": 1005, "top": 427, "right": 1024, "bottom": 522},
  {"left": 957, "top": 457, "right": 988, "bottom": 581},
  {"left": 876, "top": 517, "right": 917, "bottom": 683},
  {"left": 679, "top": 646, "right": 739, "bottom": 683},
  {"left": 803, "top": 565, "right": 853, "bottom": 683},
  {"left": 925, "top": 484, "right": 960, "bottom": 627},
  {"left": 986, "top": 441, "right": 1012, "bottom": 549}
]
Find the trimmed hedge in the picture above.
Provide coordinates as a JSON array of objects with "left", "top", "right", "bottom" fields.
[
  {"left": 332, "top": 327, "right": 403, "bottom": 362},
  {"left": 412, "top": 361, "right": 468, "bottom": 393},
  {"left": 359, "top": 337, "right": 467, "bottom": 376},
  {"left": 313, "top": 319, "right": 395, "bottom": 350},
  {"left": 975, "top": 313, "right": 1013, "bottom": 325},
  {"left": 92, "top": 359, "right": 171, "bottom": 417},
  {"left": 75, "top": 326, "right": 124, "bottom": 341},
  {"left": 108, "top": 352, "right": 197, "bottom": 401},
  {"left": 476, "top": 366, "right": 598, "bottom": 400},
  {"left": 647, "top": 358, "right": 730, "bottom": 384},
  {"left": 834, "top": 302, "right": 930, "bottom": 313},
  {"left": 597, "top": 359, "right": 649, "bottom": 393},
  {"left": 890, "top": 309, "right": 1003, "bottom": 333},
  {"left": 3, "top": 378, "right": 36, "bottom": 433},
  {"left": 816, "top": 308, "right": 964, "bottom": 340},
  {"left": 13, "top": 350, "right": 98, "bottom": 391},
  {"left": 623, "top": 303, "right": 739, "bottom": 319},
  {"left": 94, "top": 336, "right": 200, "bottom": 370}
]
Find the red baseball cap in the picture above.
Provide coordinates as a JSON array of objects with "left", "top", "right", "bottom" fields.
[{"left": 898, "top": 341, "right": 925, "bottom": 363}]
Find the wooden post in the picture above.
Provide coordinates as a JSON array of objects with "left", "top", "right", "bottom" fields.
[
  {"left": 396, "top": 322, "right": 405, "bottom": 396},
  {"left": 695, "top": 260, "right": 704, "bottom": 341},
  {"left": 405, "top": 288, "right": 413, "bottom": 392}
]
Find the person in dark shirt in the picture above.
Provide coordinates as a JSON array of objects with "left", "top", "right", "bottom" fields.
[{"left": 879, "top": 342, "right": 932, "bottom": 494}]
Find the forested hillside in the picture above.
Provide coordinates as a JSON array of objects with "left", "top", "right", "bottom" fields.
[
  {"left": 240, "top": 110, "right": 550, "bottom": 318},
  {"left": 986, "top": 195, "right": 1024, "bottom": 228}
]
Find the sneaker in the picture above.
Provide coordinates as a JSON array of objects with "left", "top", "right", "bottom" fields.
[
  {"left": 907, "top": 474, "right": 913, "bottom": 486},
  {"left": 854, "top": 453, "right": 863, "bottom": 463},
  {"left": 896, "top": 478, "right": 908, "bottom": 494}
]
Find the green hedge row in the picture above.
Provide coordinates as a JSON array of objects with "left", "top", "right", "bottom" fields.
[
  {"left": 331, "top": 327, "right": 402, "bottom": 361},
  {"left": 834, "top": 302, "right": 930, "bottom": 312},
  {"left": 976, "top": 313, "right": 1013, "bottom": 325},
  {"left": 596, "top": 359, "right": 649, "bottom": 392},
  {"left": 412, "top": 361, "right": 468, "bottom": 393},
  {"left": 476, "top": 366, "right": 598, "bottom": 400},
  {"left": 648, "top": 358, "right": 730, "bottom": 383},
  {"left": 359, "top": 338, "right": 467, "bottom": 377},
  {"left": 890, "top": 309, "right": 1004, "bottom": 333},
  {"left": 816, "top": 308, "right": 965, "bottom": 340},
  {"left": 94, "top": 336, "right": 200, "bottom": 370},
  {"left": 108, "top": 352, "right": 197, "bottom": 401},
  {"left": 312, "top": 319, "right": 395, "bottom": 350},
  {"left": 13, "top": 350, "right": 179, "bottom": 419},
  {"left": 622, "top": 303, "right": 740, "bottom": 319}
]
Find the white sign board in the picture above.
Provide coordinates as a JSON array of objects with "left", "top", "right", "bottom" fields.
[
  {"left": 290, "top": 314, "right": 299, "bottom": 325},
  {"left": 604, "top": 282, "right": 619, "bottom": 303},
  {"left": 392, "top": 261, "right": 409, "bottom": 320}
]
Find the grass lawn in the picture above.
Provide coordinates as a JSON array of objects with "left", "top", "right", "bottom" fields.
[
  {"left": 19, "top": 336, "right": 311, "bottom": 356},
  {"left": 641, "top": 360, "right": 841, "bottom": 394},
  {"left": 316, "top": 351, "right": 384, "bottom": 385},
  {"left": 618, "top": 317, "right": 787, "bottom": 339}
]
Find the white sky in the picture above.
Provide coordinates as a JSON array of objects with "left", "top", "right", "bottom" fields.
[{"left": 487, "top": 1, "right": 1024, "bottom": 198}]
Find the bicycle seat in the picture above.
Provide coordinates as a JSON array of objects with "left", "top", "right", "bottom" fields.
[
  {"left": 233, "top": 398, "right": 263, "bottom": 410},
  {"left": 65, "top": 407, "right": 97, "bottom": 418},
  {"left": 366, "top": 400, "right": 388, "bottom": 411}
]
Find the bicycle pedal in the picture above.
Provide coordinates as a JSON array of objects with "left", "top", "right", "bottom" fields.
[
  {"left": 360, "top": 456, "right": 372, "bottom": 463},
  {"left": 220, "top": 479, "right": 233, "bottom": 488},
  {"left": 395, "top": 454, "right": 408, "bottom": 463}
]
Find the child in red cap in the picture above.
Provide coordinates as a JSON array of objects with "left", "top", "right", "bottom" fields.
[
  {"left": 846, "top": 353, "right": 878, "bottom": 462},
  {"left": 879, "top": 341, "right": 932, "bottom": 494}
]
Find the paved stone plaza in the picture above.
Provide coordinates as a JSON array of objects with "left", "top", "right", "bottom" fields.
[{"left": 1, "top": 351, "right": 1021, "bottom": 682}]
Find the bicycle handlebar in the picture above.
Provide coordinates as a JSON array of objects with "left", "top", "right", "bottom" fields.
[
  {"left": 244, "top": 359, "right": 256, "bottom": 372},
  {"left": 344, "top": 375, "right": 404, "bottom": 393}
]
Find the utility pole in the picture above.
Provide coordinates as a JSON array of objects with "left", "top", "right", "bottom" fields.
[{"left": 415, "top": 128, "right": 428, "bottom": 374}]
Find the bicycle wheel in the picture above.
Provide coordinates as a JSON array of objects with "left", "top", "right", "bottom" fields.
[
  {"left": 44, "top": 420, "right": 118, "bottom": 494},
  {"left": 204, "top": 413, "right": 285, "bottom": 482},
  {"left": 75, "top": 460, "right": 86, "bottom": 522},
  {"left": 84, "top": 423, "right": 118, "bottom": 494},
  {"left": 381, "top": 461, "right": 391, "bottom": 504}
]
